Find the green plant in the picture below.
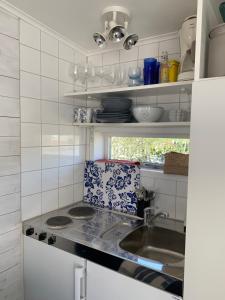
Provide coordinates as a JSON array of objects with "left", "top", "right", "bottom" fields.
[{"left": 111, "top": 137, "right": 189, "bottom": 163}]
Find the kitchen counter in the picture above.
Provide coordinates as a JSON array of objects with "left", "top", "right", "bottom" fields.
[{"left": 23, "top": 201, "right": 185, "bottom": 298}]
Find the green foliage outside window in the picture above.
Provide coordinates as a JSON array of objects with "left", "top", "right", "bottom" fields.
[{"left": 111, "top": 137, "right": 190, "bottom": 164}]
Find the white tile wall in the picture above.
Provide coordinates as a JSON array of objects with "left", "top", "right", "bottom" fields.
[
  {"left": 87, "top": 35, "right": 191, "bottom": 121},
  {"left": 20, "top": 21, "right": 88, "bottom": 223},
  {"left": 59, "top": 42, "right": 74, "bottom": 62},
  {"left": 21, "top": 123, "right": 41, "bottom": 147},
  {"left": 21, "top": 171, "right": 41, "bottom": 196},
  {"left": 42, "top": 124, "right": 59, "bottom": 146},
  {"left": 0, "top": 117, "right": 19, "bottom": 136},
  {"left": 0, "top": 156, "right": 20, "bottom": 176},
  {"left": 41, "top": 101, "right": 59, "bottom": 124},
  {"left": 41, "top": 32, "right": 58, "bottom": 57},
  {"left": 20, "top": 20, "right": 40, "bottom": 49},
  {"left": 21, "top": 193, "right": 42, "bottom": 220},
  {"left": 0, "top": 9, "right": 18, "bottom": 38},
  {"left": 0, "top": 137, "right": 20, "bottom": 156},
  {"left": 0, "top": 229, "right": 20, "bottom": 253},
  {"left": 21, "top": 147, "right": 41, "bottom": 172},
  {"left": 0, "top": 75, "right": 19, "bottom": 98},
  {"left": 0, "top": 9, "right": 22, "bottom": 300},
  {"left": 20, "top": 45, "right": 40, "bottom": 75},
  {"left": 42, "top": 168, "right": 59, "bottom": 191},
  {"left": 42, "top": 189, "right": 58, "bottom": 213},
  {"left": 21, "top": 98, "right": 41, "bottom": 123},
  {"left": 20, "top": 71, "right": 41, "bottom": 99},
  {"left": 0, "top": 96, "right": 19, "bottom": 117},
  {"left": 42, "top": 147, "right": 59, "bottom": 169},
  {"left": 0, "top": 33, "right": 19, "bottom": 79},
  {"left": 41, "top": 53, "right": 58, "bottom": 80},
  {"left": 59, "top": 185, "right": 74, "bottom": 207},
  {"left": 0, "top": 193, "right": 20, "bottom": 216},
  {"left": 41, "top": 77, "right": 58, "bottom": 102},
  {"left": 138, "top": 43, "right": 159, "bottom": 59},
  {"left": 102, "top": 50, "right": 120, "bottom": 65},
  {"left": 140, "top": 169, "right": 188, "bottom": 221}
]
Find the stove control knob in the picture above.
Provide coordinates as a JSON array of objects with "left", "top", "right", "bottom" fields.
[
  {"left": 26, "top": 227, "right": 34, "bottom": 236},
  {"left": 48, "top": 236, "right": 56, "bottom": 245},
  {"left": 38, "top": 232, "right": 47, "bottom": 241}
]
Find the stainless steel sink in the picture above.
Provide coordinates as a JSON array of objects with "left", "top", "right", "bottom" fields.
[{"left": 119, "top": 225, "right": 185, "bottom": 266}]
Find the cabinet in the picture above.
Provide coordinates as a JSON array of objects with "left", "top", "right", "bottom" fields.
[
  {"left": 24, "top": 236, "right": 85, "bottom": 300},
  {"left": 184, "top": 78, "right": 225, "bottom": 300},
  {"left": 86, "top": 261, "right": 180, "bottom": 300}
]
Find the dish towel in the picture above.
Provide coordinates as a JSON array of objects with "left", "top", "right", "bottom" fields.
[
  {"left": 83, "top": 160, "right": 140, "bottom": 215},
  {"left": 119, "top": 261, "right": 182, "bottom": 296}
]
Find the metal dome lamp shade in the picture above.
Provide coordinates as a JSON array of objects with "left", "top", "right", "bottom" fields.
[
  {"left": 123, "top": 33, "right": 139, "bottom": 50},
  {"left": 93, "top": 32, "right": 107, "bottom": 48},
  {"left": 93, "top": 20, "right": 108, "bottom": 48},
  {"left": 108, "top": 25, "right": 126, "bottom": 42},
  {"left": 108, "top": 10, "right": 126, "bottom": 43}
]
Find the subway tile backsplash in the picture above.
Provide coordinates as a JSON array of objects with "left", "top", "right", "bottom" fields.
[
  {"left": 20, "top": 19, "right": 87, "bottom": 224},
  {"left": 140, "top": 169, "right": 188, "bottom": 221},
  {"left": 0, "top": 10, "right": 21, "bottom": 298},
  {"left": 0, "top": 11, "right": 22, "bottom": 299}
]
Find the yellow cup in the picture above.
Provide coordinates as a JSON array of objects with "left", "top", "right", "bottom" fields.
[{"left": 168, "top": 60, "right": 180, "bottom": 82}]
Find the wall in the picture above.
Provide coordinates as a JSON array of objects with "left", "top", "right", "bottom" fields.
[
  {"left": 141, "top": 169, "right": 187, "bottom": 222},
  {"left": 87, "top": 34, "right": 190, "bottom": 221},
  {"left": 0, "top": 8, "right": 23, "bottom": 300},
  {"left": 19, "top": 20, "right": 88, "bottom": 220},
  {"left": 87, "top": 33, "right": 191, "bottom": 122},
  {"left": 0, "top": 5, "right": 89, "bottom": 298}
]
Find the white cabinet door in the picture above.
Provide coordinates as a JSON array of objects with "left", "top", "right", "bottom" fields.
[
  {"left": 184, "top": 78, "right": 225, "bottom": 300},
  {"left": 24, "top": 236, "right": 85, "bottom": 300},
  {"left": 87, "top": 261, "right": 178, "bottom": 300}
]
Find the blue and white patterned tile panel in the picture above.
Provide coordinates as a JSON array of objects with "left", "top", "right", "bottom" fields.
[{"left": 84, "top": 160, "right": 140, "bottom": 215}]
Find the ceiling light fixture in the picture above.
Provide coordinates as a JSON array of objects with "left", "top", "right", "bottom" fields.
[
  {"left": 93, "top": 6, "right": 139, "bottom": 50},
  {"left": 123, "top": 33, "right": 139, "bottom": 50}
]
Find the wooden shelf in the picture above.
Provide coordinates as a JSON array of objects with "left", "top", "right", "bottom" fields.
[
  {"left": 73, "top": 122, "right": 190, "bottom": 137},
  {"left": 65, "top": 81, "right": 192, "bottom": 99}
]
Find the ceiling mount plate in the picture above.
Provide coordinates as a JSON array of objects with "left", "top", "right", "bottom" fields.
[{"left": 102, "top": 6, "right": 130, "bottom": 23}]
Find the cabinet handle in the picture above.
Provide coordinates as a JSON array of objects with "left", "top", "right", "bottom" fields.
[{"left": 74, "top": 265, "right": 86, "bottom": 300}]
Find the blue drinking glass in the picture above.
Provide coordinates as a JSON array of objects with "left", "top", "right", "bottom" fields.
[{"left": 143, "top": 58, "right": 157, "bottom": 85}]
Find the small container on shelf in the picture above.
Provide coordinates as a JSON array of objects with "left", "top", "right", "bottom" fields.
[
  {"left": 160, "top": 51, "right": 169, "bottom": 83},
  {"left": 74, "top": 107, "right": 93, "bottom": 123},
  {"left": 128, "top": 66, "right": 143, "bottom": 86},
  {"left": 168, "top": 60, "right": 180, "bottom": 82},
  {"left": 143, "top": 58, "right": 159, "bottom": 85}
]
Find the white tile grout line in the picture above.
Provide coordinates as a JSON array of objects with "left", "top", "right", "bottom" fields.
[
  {"left": 18, "top": 18, "right": 22, "bottom": 227},
  {"left": 57, "top": 37, "right": 60, "bottom": 209},
  {"left": 39, "top": 29, "right": 43, "bottom": 215}
]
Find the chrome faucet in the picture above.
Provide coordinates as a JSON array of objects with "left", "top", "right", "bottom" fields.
[{"left": 144, "top": 207, "right": 169, "bottom": 228}]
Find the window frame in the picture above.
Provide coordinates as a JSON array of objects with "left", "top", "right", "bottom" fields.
[{"left": 105, "top": 134, "right": 190, "bottom": 169}]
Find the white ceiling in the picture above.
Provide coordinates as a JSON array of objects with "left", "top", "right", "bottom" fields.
[{"left": 7, "top": 0, "right": 197, "bottom": 50}]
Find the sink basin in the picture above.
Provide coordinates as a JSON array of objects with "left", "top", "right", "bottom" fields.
[{"left": 119, "top": 225, "right": 185, "bottom": 266}]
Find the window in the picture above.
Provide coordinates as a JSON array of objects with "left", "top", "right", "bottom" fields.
[{"left": 110, "top": 137, "right": 190, "bottom": 168}]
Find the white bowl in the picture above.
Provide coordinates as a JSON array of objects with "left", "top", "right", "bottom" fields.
[{"left": 132, "top": 105, "right": 164, "bottom": 122}]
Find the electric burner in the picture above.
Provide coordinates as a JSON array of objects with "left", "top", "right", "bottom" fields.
[
  {"left": 46, "top": 216, "right": 72, "bottom": 229},
  {"left": 68, "top": 206, "right": 96, "bottom": 220}
]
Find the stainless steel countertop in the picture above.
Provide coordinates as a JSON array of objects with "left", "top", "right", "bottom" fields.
[{"left": 23, "top": 201, "right": 185, "bottom": 281}]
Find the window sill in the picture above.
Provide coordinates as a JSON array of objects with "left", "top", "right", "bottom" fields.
[{"left": 140, "top": 167, "right": 188, "bottom": 181}]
